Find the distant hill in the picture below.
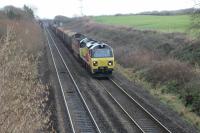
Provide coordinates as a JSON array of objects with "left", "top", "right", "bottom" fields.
[{"left": 138, "top": 8, "right": 200, "bottom": 16}]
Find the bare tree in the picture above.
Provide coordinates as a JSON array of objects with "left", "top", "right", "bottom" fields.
[
  {"left": 193, "top": 0, "right": 200, "bottom": 7},
  {"left": 23, "top": 5, "right": 34, "bottom": 18}
]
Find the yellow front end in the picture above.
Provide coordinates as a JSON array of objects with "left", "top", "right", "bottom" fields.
[{"left": 90, "top": 57, "right": 114, "bottom": 75}]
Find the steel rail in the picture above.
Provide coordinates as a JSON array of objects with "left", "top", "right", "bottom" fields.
[
  {"left": 95, "top": 80, "right": 145, "bottom": 133},
  {"left": 44, "top": 27, "right": 76, "bottom": 133},
  {"left": 110, "top": 78, "right": 172, "bottom": 133},
  {"left": 46, "top": 28, "right": 102, "bottom": 133}
]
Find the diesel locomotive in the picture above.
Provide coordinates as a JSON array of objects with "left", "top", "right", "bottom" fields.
[{"left": 51, "top": 25, "right": 114, "bottom": 77}]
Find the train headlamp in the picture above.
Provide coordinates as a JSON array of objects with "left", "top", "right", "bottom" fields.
[
  {"left": 93, "top": 61, "right": 98, "bottom": 66},
  {"left": 108, "top": 61, "right": 113, "bottom": 66}
]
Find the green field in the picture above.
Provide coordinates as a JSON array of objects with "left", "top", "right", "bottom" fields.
[{"left": 93, "top": 15, "right": 190, "bottom": 32}]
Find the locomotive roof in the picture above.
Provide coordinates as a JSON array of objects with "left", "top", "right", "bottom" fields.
[
  {"left": 80, "top": 38, "right": 111, "bottom": 50},
  {"left": 90, "top": 43, "right": 110, "bottom": 49}
]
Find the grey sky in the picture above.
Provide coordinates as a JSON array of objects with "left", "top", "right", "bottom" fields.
[{"left": 0, "top": 0, "right": 196, "bottom": 18}]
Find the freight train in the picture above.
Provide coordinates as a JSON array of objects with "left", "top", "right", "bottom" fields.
[{"left": 50, "top": 25, "right": 114, "bottom": 77}]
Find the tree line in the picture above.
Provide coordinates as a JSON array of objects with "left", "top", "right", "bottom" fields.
[{"left": 2, "top": 5, "right": 34, "bottom": 20}]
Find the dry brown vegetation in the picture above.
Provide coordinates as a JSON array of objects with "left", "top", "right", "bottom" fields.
[
  {"left": 62, "top": 17, "right": 200, "bottom": 129},
  {"left": 143, "top": 59, "right": 194, "bottom": 85},
  {"left": 0, "top": 10, "right": 52, "bottom": 132}
]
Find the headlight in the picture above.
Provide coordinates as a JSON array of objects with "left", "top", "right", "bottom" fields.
[
  {"left": 93, "top": 61, "right": 98, "bottom": 66},
  {"left": 108, "top": 61, "right": 113, "bottom": 66}
]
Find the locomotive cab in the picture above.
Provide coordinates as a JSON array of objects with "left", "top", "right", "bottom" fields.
[{"left": 90, "top": 44, "right": 114, "bottom": 76}]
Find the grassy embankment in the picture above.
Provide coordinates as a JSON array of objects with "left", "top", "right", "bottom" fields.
[
  {"left": 63, "top": 17, "right": 200, "bottom": 130},
  {"left": 92, "top": 15, "right": 200, "bottom": 129},
  {"left": 93, "top": 15, "right": 190, "bottom": 33},
  {"left": 0, "top": 7, "right": 52, "bottom": 132}
]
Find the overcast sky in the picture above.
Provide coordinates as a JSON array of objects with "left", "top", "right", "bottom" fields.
[{"left": 0, "top": 0, "right": 196, "bottom": 18}]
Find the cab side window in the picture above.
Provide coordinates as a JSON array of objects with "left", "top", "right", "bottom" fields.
[{"left": 80, "top": 42, "right": 86, "bottom": 48}]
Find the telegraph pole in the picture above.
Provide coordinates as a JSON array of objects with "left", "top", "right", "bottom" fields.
[{"left": 79, "top": 0, "right": 84, "bottom": 16}]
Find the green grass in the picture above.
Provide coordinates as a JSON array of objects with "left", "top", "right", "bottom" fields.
[{"left": 92, "top": 15, "right": 190, "bottom": 32}]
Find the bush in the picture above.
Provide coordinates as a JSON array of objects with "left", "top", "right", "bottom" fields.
[
  {"left": 118, "top": 49, "right": 161, "bottom": 68},
  {"left": 165, "top": 80, "right": 179, "bottom": 93},
  {"left": 183, "top": 79, "right": 200, "bottom": 115},
  {"left": 176, "top": 41, "right": 200, "bottom": 65},
  {"left": 143, "top": 59, "right": 194, "bottom": 85}
]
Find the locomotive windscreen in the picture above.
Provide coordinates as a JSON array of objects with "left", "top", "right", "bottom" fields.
[{"left": 92, "top": 48, "right": 113, "bottom": 58}]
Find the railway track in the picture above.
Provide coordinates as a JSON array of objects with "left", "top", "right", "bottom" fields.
[
  {"left": 44, "top": 26, "right": 101, "bottom": 133},
  {"left": 43, "top": 24, "right": 187, "bottom": 133},
  {"left": 96, "top": 79, "right": 172, "bottom": 133}
]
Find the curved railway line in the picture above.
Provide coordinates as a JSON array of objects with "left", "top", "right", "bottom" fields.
[
  {"left": 43, "top": 24, "right": 195, "bottom": 133},
  {"left": 45, "top": 27, "right": 101, "bottom": 133}
]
